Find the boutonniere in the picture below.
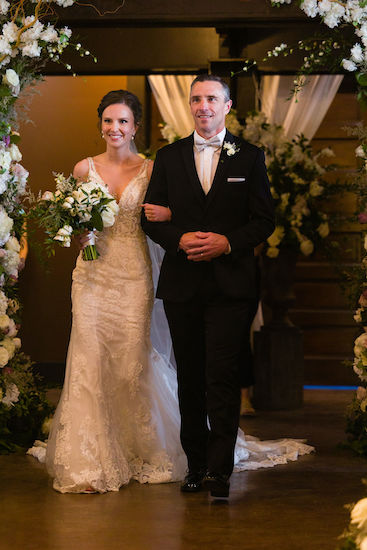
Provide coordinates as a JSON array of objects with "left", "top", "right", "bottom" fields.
[{"left": 223, "top": 141, "right": 240, "bottom": 157}]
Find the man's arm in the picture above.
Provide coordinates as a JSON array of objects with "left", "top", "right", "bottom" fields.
[{"left": 141, "top": 149, "right": 185, "bottom": 254}]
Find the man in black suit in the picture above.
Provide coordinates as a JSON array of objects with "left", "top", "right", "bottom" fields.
[{"left": 142, "top": 74, "right": 274, "bottom": 498}]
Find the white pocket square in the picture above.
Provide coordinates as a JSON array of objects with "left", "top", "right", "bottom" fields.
[{"left": 227, "top": 177, "right": 246, "bottom": 183}]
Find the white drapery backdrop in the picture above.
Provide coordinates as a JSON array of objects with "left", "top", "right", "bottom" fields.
[
  {"left": 259, "top": 74, "right": 344, "bottom": 140},
  {"left": 148, "top": 74, "right": 195, "bottom": 137}
]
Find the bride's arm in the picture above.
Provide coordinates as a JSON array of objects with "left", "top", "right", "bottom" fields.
[
  {"left": 142, "top": 203, "right": 171, "bottom": 222},
  {"left": 141, "top": 160, "right": 172, "bottom": 222}
]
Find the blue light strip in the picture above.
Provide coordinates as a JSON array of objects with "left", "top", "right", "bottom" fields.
[{"left": 303, "top": 385, "right": 358, "bottom": 390}]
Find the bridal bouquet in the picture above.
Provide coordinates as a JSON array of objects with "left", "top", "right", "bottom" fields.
[{"left": 32, "top": 173, "right": 119, "bottom": 260}]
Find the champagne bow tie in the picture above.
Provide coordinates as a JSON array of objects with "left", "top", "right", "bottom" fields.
[{"left": 194, "top": 136, "right": 222, "bottom": 152}]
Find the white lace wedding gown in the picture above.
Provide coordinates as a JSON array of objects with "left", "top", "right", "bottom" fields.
[{"left": 28, "top": 158, "right": 314, "bottom": 493}]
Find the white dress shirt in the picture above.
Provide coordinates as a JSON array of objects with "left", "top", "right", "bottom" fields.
[{"left": 193, "top": 127, "right": 226, "bottom": 194}]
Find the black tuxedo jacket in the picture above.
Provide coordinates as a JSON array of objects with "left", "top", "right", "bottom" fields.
[{"left": 141, "top": 130, "right": 275, "bottom": 302}]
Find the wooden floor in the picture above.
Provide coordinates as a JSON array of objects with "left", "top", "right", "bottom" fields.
[{"left": 1, "top": 390, "right": 366, "bottom": 550}]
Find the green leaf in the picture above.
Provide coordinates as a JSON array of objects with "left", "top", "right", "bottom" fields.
[
  {"left": 0, "top": 85, "right": 12, "bottom": 98},
  {"left": 10, "top": 134, "right": 20, "bottom": 145},
  {"left": 357, "top": 73, "right": 367, "bottom": 87},
  {"left": 90, "top": 210, "right": 103, "bottom": 231}
]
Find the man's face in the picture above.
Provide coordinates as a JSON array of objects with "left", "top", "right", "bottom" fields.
[{"left": 189, "top": 80, "right": 232, "bottom": 138}]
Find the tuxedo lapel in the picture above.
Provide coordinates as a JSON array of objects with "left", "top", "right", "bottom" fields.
[
  {"left": 205, "top": 130, "right": 237, "bottom": 210},
  {"left": 180, "top": 134, "right": 206, "bottom": 204}
]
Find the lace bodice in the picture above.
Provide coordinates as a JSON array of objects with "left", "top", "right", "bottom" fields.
[{"left": 87, "top": 156, "right": 149, "bottom": 239}]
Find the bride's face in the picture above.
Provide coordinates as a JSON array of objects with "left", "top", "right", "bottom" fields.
[{"left": 101, "top": 103, "right": 137, "bottom": 148}]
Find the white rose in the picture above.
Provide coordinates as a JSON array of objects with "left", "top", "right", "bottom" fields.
[
  {"left": 77, "top": 210, "right": 92, "bottom": 223},
  {"left": 0, "top": 150, "right": 11, "bottom": 171},
  {"left": 2, "top": 382, "right": 19, "bottom": 406},
  {"left": 101, "top": 208, "right": 115, "bottom": 227},
  {"left": 317, "top": 222, "right": 329, "bottom": 238},
  {"left": 8, "top": 144, "right": 21, "bottom": 162},
  {"left": 355, "top": 312, "right": 363, "bottom": 323},
  {"left": 310, "top": 181, "right": 324, "bottom": 197},
  {"left": 7, "top": 320, "right": 17, "bottom": 338},
  {"left": 351, "top": 498, "right": 367, "bottom": 528},
  {"left": 62, "top": 201, "right": 73, "bottom": 209},
  {"left": 72, "top": 189, "right": 89, "bottom": 206},
  {"left": 0, "top": 1, "right": 9, "bottom": 16},
  {"left": 21, "top": 41, "right": 41, "bottom": 58},
  {"left": 355, "top": 333, "right": 367, "bottom": 349},
  {"left": 0, "top": 345, "right": 9, "bottom": 367},
  {"left": 0, "top": 206, "right": 13, "bottom": 246},
  {"left": 0, "top": 314, "right": 10, "bottom": 331},
  {"left": 2, "top": 336, "right": 15, "bottom": 359},
  {"left": 41, "top": 191, "right": 54, "bottom": 201},
  {"left": 0, "top": 291, "right": 7, "bottom": 316},
  {"left": 300, "top": 239, "right": 314, "bottom": 256},
  {"left": 54, "top": 225, "right": 73, "bottom": 246},
  {"left": 266, "top": 246, "right": 280, "bottom": 258},
  {"left": 2, "top": 69, "right": 20, "bottom": 96},
  {"left": 107, "top": 200, "right": 119, "bottom": 216},
  {"left": 58, "top": 225, "right": 72, "bottom": 237},
  {"left": 351, "top": 43, "right": 364, "bottom": 63},
  {"left": 5, "top": 236, "right": 20, "bottom": 253},
  {"left": 40, "top": 24, "right": 58, "bottom": 43},
  {"left": 160, "top": 124, "right": 178, "bottom": 144},
  {"left": 2, "top": 250, "right": 20, "bottom": 277},
  {"left": 356, "top": 145, "right": 366, "bottom": 158},
  {"left": 13, "top": 337, "right": 21, "bottom": 349},
  {"left": 342, "top": 58, "right": 357, "bottom": 71},
  {"left": 357, "top": 387, "right": 367, "bottom": 401}
]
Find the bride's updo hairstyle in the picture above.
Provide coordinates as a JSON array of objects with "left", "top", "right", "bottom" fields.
[{"left": 97, "top": 89, "right": 142, "bottom": 127}]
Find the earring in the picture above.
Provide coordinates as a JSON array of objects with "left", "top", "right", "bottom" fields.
[
  {"left": 132, "top": 135, "right": 135, "bottom": 140},
  {"left": 101, "top": 131, "right": 104, "bottom": 139}
]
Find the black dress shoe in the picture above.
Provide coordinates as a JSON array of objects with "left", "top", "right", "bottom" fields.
[
  {"left": 180, "top": 470, "right": 206, "bottom": 493},
  {"left": 204, "top": 473, "right": 230, "bottom": 498}
]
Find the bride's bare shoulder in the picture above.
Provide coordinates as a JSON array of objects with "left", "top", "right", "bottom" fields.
[{"left": 73, "top": 158, "right": 90, "bottom": 179}]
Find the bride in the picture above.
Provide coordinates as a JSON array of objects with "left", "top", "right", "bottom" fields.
[{"left": 29, "top": 89, "right": 313, "bottom": 494}]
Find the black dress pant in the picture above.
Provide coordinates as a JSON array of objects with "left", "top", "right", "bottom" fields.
[{"left": 163, "top": 266, "right": 256, "bottom": 476}]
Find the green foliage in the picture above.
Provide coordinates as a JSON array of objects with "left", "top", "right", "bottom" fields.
[{"left": 339, "top": 537, "right": 358, "bottom": 550}]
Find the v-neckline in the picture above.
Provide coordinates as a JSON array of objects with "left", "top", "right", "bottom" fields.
[{"left": 89, "top": 157, "right": 146, "bottom": 204}]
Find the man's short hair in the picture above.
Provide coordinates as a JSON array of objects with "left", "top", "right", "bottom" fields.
[{"left": 190, "top": 74, "right": 231, "bottom": 102}]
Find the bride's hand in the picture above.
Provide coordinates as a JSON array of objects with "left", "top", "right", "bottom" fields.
[
  {"left": 142, "top": 203, "right": 172, "bottom": 222},
  {"left": 77, "top": 230, "right": 95, "bottom": 250}
]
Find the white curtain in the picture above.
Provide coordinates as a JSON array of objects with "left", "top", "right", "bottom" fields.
[
  {"left": 148, "top": 74, "right": 195, "bottom": 138},
  {"left": 260, "top": 74, "right": 344, "bottom": 140}
]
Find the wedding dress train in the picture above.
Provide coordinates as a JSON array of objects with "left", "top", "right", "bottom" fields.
[{"left": 28, "top": 158, "right": 313, "bottom": 493}]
